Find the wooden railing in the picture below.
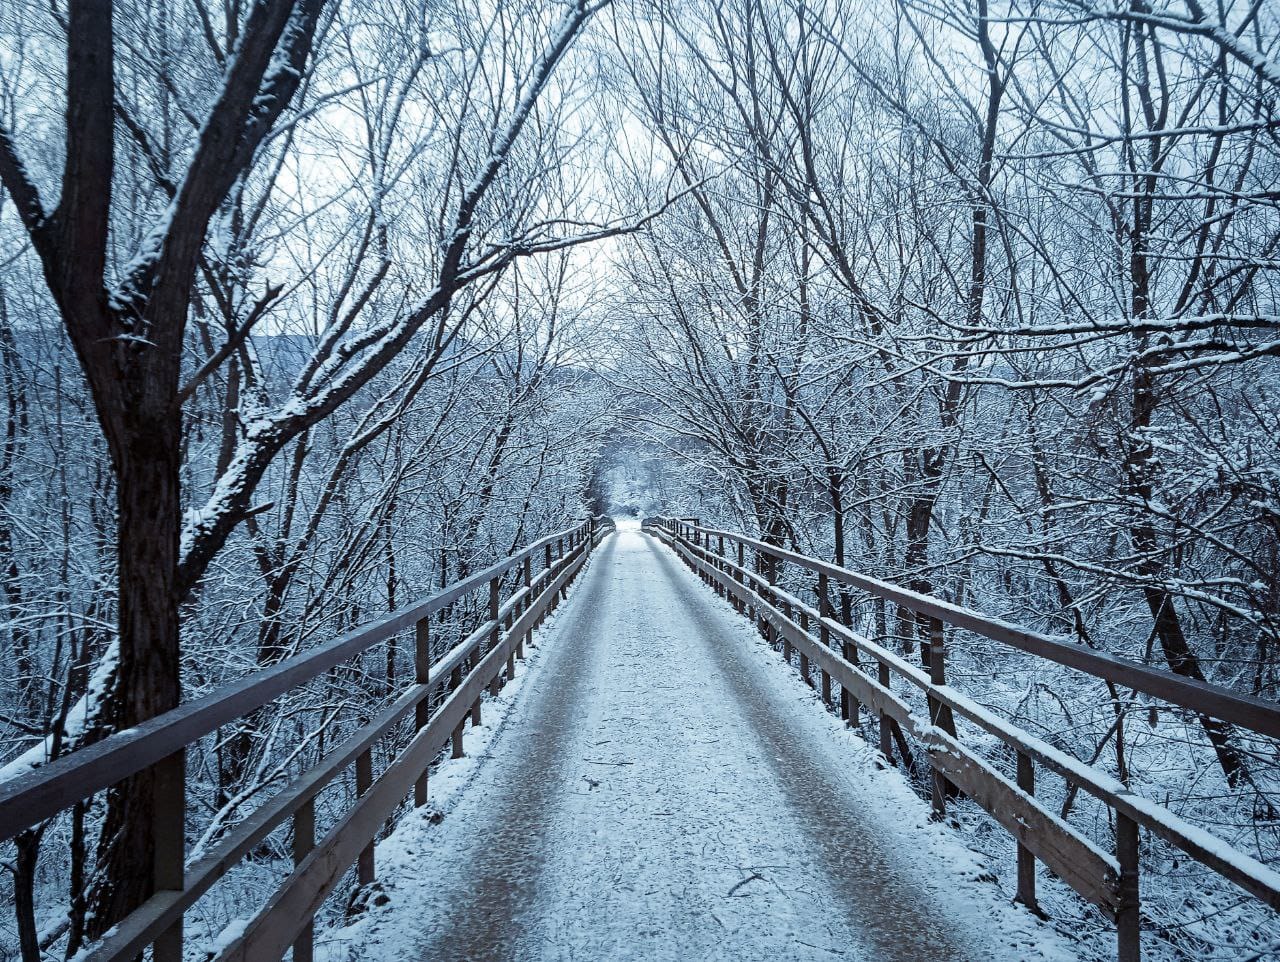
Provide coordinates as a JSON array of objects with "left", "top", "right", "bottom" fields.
[
  {"left": 0, "top": 518, "right": 610, "bottom": 961},
  {"left": 645, "top": 516, "right": 1280, "bottom": 962}
]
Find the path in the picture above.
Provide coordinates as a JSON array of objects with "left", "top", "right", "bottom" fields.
[{"left": 338, "top": 521, "right": 1076, "bottom": 961}]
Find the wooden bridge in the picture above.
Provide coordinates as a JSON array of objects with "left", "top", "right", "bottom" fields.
[{"left": 1, "top": 517, "right": 1277, "bottom": 961}]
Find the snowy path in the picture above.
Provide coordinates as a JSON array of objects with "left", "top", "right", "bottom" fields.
[{"left": 337, "top": 522, "right": 1078, "bottom": 961}]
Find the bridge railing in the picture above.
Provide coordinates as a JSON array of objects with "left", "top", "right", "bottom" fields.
[
  {"left": 645, "top": 516, "right": 1280, "bottom": 962},
  {"left": 0, "top": 517, "right": 610, "bottom": 962}
]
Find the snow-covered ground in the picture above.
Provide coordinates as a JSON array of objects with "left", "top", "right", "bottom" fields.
[{"left": 320, "top": 520, "right": 1082, "bottom": 961}]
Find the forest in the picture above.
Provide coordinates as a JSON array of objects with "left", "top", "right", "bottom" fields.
[{"left": 0, "top": 0, "right": 1278, "bottom": 959}]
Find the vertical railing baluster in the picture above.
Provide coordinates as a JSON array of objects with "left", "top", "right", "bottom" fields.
[
  {"left": 1015, "top": 750, "right": 1037, "bottom": 911},
  {"left": 878, "top": 662, "right": 893, "bottom": 762},
  {"left": 451, "top": 662, "right": 465, "bottom": 758},
  {"left": 783, "top": 597, "right": 794, "bottom": 665},
  {"left": 736, "top": 541, "right": 746, "bottom": 614},
  {"left": 541, "top": 543, "right": 552, "bottom": 627},
  {"left": 927, "top": 616, "right": 955, "bottom": 813},
  {"left": 820, "top": 573, "right": 838, "bottom": 712},
  {"left": 811, "top": 601, "right": 830, "bottom": 706},
  {"left": 520, "top": 556, "right": 532, "bottom": 659},
  {"left": 356, "top": 749, "right": 375, "bottom": 885},
  {"left": 557, "top": 537, "right": 567, "bottom": 602},
  {"left": 1116, "top": 814, "right": 1141, "bottom": 962},
  {"left": 414, "top": 617, "right": 430, "bottom": 807},
  {"left": 490, "top": 575, "right": 503, "bottom": 696},
  {"left": 153, "top": 750, "right": 185, "bottom": 962},
  {"left": 842, "top": 587, "right": 861, "bottom": 728},
  {"left": 292, "top": 797, "right": 315, "bottom": 962}
]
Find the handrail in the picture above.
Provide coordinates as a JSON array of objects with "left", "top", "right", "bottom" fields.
[
  {"left": 646, "top": 516, "right": 1280, "bottom": 962},
  {"left": 0, "top": 521, "right": 589, "bottom": 840},
  {"left": 218, "top": 536, "right": 594, "bottom": 960},
  {"left": 0, "top": 517, "right": 608, "bottom": 962},
  {"left": 654, "top": 518, "right": 1280, "bottom": 740}
]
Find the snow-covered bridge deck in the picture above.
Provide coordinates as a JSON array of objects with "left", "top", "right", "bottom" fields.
[
  {"left": 3, "top": 517, "right": 1277, "bottom": 962},
  {"left": 336, "top": 522, "right": 1069, "bottom": 961}
]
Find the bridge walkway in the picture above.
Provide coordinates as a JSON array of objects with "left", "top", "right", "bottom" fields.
[{"left": 349, "top": 522, "right": 1070, "bottom": 961}]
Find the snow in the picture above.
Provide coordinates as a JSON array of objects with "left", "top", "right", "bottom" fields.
[
  {"left": 0, "top": 640, "right": 117, "bottom": 783},
  {"left": 210, "top": 917, "right": 251, "bottom": 954},
  {"left": 927, "top": 680, "right": 1280, "bottom": 898},
  {"left": 319, "top": 521, "right": 1081, "bottom": 961}
]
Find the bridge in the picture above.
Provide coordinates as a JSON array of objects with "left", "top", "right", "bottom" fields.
[{"left": 1, "top": 518, "right": 1277, "bottom": 961}]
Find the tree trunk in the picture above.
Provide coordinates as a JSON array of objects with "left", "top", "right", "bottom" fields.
[
  {"left": 86, "top": 408, "right": 183, "bottom": 939},
  {"left": 13, "top": 829, "right": 41, "bottom": 962}
]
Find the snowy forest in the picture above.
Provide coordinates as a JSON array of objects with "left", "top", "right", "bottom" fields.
[{"left": 0, "top": 0, "right": 1278, "bottom": 959}]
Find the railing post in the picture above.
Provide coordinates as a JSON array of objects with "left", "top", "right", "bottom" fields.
[
  {"left": 878, "top": 662, "right": 893, "bottom": 762},
  {"left": 1015, "top": 750, "right": 1038, "bottom": 912},
  {"left": 292, "top": 796, "right": 315, "bottom": 962},
  {"left": 450, "top": 660, "right": 471, "bottom": 757},
  {"left": 557, "top": 537, "right": 567, "bottom": 602},
  {"left": 715, "top": 534, "right": 727, "bottom": 600},
  {"left": 541, "top": 542, "right": 553, "bottom": 627},
  {"left": 450, "top": 663, "right": 464, "bottom": 758},
  {"left": 782, "top": 598, "right": 794, "bottom": 665},
  {"left": 926, "top": 615, "right": 957, "bottom": 810},
  {"left": 153, "top": 750, "right": 185, "bottom": 962},
  {"left": 414, "top": 617, "right": 430, "bottom": 807},
  {"left": 760, "top": 550, "right": 773, "bottom": 643},
  {"left": 490, "top": 575, "right": 503, "bottom": 696},
  {"left": 931, "top": 619, "right": 952, "bottom": 813},
  {"left": 469, "top": 598, "right": 482, "bottom": 726},
  {"left": 520, "top": 556, "right": 532, "bottom": 658},
  {"left": 1117, "top": 814, "right": 1141, "bottom": 962},
  {"left": 820, "top": 573, "right": 837, "bottom": 709},
  {"left": 822, "top": 573, "right": 856, "bottom": 725},
  {"left": 841, "top": 591, "right": 861, "bottom": 728},
  {"left": 736, "top": 541, "right": 745, "bottom": 614},
  {"left": 356, "top": 749, "right": 375, "bottom": 885},
  {"left": 811, "top": 604, "right": 830, "bottom": 706}
]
